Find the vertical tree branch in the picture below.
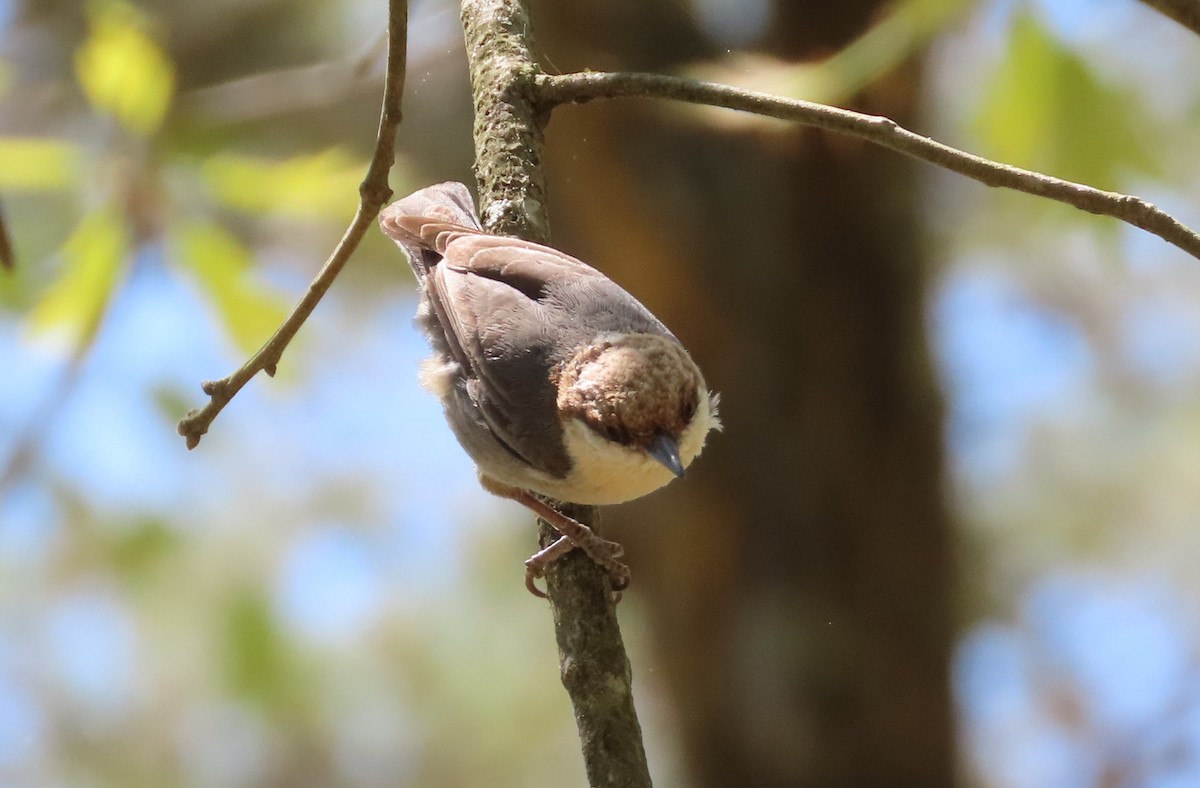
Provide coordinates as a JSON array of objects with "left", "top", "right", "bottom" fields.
[
  {"left": 461, "top": 0, "right": 551, "bottom": 242},
  {"left": 460, "top": 2, "right": 653, "bottom": 786}
]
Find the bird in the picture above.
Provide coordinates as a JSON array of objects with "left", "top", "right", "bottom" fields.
[{"left": 379, "top": 182, "right": 720, "bottom": 596}]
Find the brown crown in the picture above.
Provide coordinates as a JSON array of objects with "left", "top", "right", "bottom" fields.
[{"left": 556, "top": 334, "right": 703, "bottom": 447}]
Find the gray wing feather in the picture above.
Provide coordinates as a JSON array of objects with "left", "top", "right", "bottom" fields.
[
  {"left": 433, "top": 258, "right": 574, "bottom": 475},
  {"left": 380, "top": 182, "right": 672, "bottom": 479}
]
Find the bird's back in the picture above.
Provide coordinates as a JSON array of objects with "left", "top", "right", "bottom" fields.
[{"left": 379, "top": 182, "right": 688, "bottom": 492}]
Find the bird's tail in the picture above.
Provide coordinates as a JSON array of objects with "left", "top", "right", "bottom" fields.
[{"left": 379, "top": 181, "right": 482, "bottom": 277}]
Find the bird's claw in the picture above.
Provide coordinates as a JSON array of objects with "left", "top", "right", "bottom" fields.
[
  {"left": 524, "top": 537, "right": 630, "bottom": 602},
  {"left": 508, "top": 491, "right": 630, "bottom": 601},
  {"left": 524, "top": 564, "right": 549, "bottom": 598}
]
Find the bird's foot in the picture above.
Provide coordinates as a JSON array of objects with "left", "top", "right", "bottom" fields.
[
  {"left": 507, "top": 490, "right": 630, "bottom": 599},
  {"left": 524, "top": 534, "right": 630, "bottom": 599}
]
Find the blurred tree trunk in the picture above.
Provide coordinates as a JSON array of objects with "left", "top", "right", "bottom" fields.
[{"left": 533, "top": 2, "right": 956, "bottom": 786}]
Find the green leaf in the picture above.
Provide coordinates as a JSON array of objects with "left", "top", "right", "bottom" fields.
[
  {"left": 27, "top": 207, "right": 128, "bottom": 346},
  {"left": 201, "top": 149, "right": 365, "bottom": 219},
  {"left": 109, "top": 519, "right": 179, "bottom": 584},
  {"left": 172, "top": 220, "right": 288, "bottom": 354},
  {"left": 788, "top": 0, "right": 968, "bottom": 104},
  {"left": 0, "top": 138, "right": 82, "bottom": 190},
  {"left": 222, "top": 589, "right": 292, "bottom": 707},
  {"left": 75, "top": 0, "right": 175, "bottom": 136},
  {"left": 973, "top": 10, "right": 1158, "bottom": 187}
]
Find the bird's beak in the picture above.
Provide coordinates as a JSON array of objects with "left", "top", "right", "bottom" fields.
[{"left": 647, "top": 433, "right": 686, "bottom": 478}]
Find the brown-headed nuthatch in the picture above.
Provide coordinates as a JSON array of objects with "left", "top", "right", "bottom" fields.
[{"left": 379, "top": 182, "right": 720, "bottom": 596}]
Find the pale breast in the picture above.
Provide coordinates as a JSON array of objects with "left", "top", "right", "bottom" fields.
[{"left": 546, "top": 419, "right": 679, "bottom": 504}]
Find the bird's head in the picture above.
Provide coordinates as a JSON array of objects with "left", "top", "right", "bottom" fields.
[{"left": 556, "top": 334, "right": 720, "bottom": 485}]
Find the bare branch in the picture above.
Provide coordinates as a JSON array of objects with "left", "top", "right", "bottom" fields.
[
  {"left": 0, "top": 343, "right": 88, "bottom": 500},
  {"left": 1138, "top": 0, "right": 1200, "bottom": 37},
  {"left": 0, "top": 197, "right": 14, "bottom": 271},
  {"left": 537, "top": 71, "right": 1200, "bottom": 262},
  {"left": 176, "top": 0, "right": 408, "bottom": 450},
  {"left": 461, "top": 2, "right": 653, "bottom": 786}
]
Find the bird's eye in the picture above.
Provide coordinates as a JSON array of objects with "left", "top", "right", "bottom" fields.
[
  {"left": 680, "top": 400, "right": 697, "bottom": 423},
  {"left": 600, "top": 423, "right": 627, "bottom": 443}
]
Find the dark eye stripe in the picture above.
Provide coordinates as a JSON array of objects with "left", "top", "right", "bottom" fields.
[{"left": 680, "top": 395, "right": 697, "bottom": 423}]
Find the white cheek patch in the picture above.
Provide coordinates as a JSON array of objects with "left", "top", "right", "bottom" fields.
[
  {"left": 555, "top": 419, "right": 678, "bottom": 505},
  {"left": 678, "top": 387, "right": 719, "bottom": 465},
  {"left": 543, "top": 384, "right": 719, "bottom": 506},
  {"left": 705, "top": 391, "right": 723, "bottom": 432}
]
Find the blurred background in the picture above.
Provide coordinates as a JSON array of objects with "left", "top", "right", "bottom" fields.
[{"left": 1, "top": 0, "right": 1199, "bottom": 785}]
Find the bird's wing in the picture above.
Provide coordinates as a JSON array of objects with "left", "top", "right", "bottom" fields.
[
  {"left": 420, "top": 235, "right": 588, "bottom": 478},
  {"left": 443, "top": 232, "right": 672, "bottom": 333},
  {"left": 384, "top": 202, "right": 673, "bottom": 477}
]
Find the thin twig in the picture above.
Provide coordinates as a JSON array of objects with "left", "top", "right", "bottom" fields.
[
  {"left": 461, "top": 1, "right": 654, "bottom": 786},
  {"left": 0, "top": 197, "right": 14, "bottom": 270},
  {"left": 0, "top": 341, "right": 89, "bottom": 500},
  {"left": 536, "top": 71, "right": 1200, "bottom": 262},
  {"left": 176, "top": 0, "right": 408, "bottom": 449},
  {"left": 1137, "top": 0, "right": 1200, "bottom": 37}
]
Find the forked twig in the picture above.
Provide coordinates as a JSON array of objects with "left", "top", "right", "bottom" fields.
[{"left": 176, "top": 0, "right": 408, "bottom": 449}]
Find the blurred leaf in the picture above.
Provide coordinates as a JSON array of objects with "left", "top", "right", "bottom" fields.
[
  {"left": 222, "top": 589, "right": 293, "bottom": 708},
  {"left": 173, "top": 221, "right": 288, "bottom": 354},
  {"left": 688, "top": 0, "right": 968, "bottom": 116},
  {"left": 811, "top": 0, "right": 960, "bottom": 94},
  {"left": 795, "top": 0, "right": 968, "bottom": 103},
  {"left": 201, "top": 149, "right": 364, "bottom": 219},
  {"left": 75, "top": 0, "right": 175, "bottom": 136},
  {"left": 27, "top": 207, "right": 128, "bottom": 346},
  {"left": 973, "top": 10, "right": 1159, "bottom": 187},
  {"left": 109, "top": 519, "right": 179, "bottom": 583},
  {"left": 150, "top": 383, "right": 194, "bottom": 426},
  {"left": 0, "top": 138, "right": 82, "bottom": 190}
]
